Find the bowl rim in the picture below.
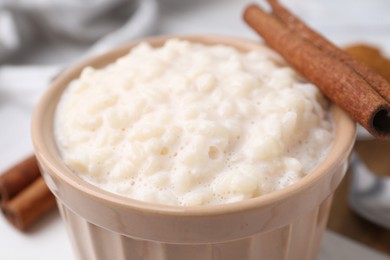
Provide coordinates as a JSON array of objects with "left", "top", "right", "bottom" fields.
[{"left": 31, "top": 34, "right": 356, "bottom": 216}]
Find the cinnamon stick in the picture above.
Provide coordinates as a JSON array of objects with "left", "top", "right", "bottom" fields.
[
  {"left": 1, "top": 177, "right": 56, "bottom": 230},
  {"left": 0, "top": 155, "right": 41, "bottom": 203},
  {"left": 243, "top": 4, "right": 390, "bottom": 138},
  {"left": 267, "top": 0, "right": 390, "bottom": 104},
  {"left": 0, "top": 155, "right": 57, "bottom": 230}
]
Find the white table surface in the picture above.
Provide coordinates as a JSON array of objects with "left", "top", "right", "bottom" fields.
[{"left": 1, "top": 0, "right": 390, "bottom": 259}]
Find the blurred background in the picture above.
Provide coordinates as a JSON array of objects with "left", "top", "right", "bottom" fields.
[{"left": 0, "top": 0, "right": 389, "bottom": 259}]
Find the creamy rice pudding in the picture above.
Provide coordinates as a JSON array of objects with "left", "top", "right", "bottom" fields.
[{"left": 55, "top": 39, "right": 333, "bottom": 206}]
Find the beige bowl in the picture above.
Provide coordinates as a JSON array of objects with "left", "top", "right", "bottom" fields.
[{"left": 31, "top": 35, "right": 356, "bottom": 260}]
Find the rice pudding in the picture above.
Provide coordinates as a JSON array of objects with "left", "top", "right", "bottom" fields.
[{"left": 55, "top": 39, "right": 333, "bottom": 206}]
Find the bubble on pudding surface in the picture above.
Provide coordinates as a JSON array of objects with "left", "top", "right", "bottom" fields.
[
  {"left": 208, "top": 146, "right": 220, "bottom": 160},
  {"left": 160, "top": 147, "right": 169, "bottom": 156}
]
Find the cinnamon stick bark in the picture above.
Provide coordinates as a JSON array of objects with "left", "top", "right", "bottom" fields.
[
  {"left": 0, "top": 156, "right": 41, "bottom": 202},
  {"left": 267, "top": 0, "right": 390, "bottom": 104},
  {"left": 0, "top": 155, "right": 57, "bottom": 230},
  {"left": 243, "top": 4, "right": 390, "bottom": 138},
  {"left": 1, "top": 177, "right": 56, "bottom": 230}
]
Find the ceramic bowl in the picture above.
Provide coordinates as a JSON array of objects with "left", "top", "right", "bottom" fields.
[{"left": 31, "top": 35, "right": 356, "bottom": 260}]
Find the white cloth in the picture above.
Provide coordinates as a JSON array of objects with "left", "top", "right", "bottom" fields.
[
  {"left": 0, "top": 0, "right": 158, "bottom": 126},
  {"left": 0, "top": 0, "right": 158, "bottom": 63}
]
